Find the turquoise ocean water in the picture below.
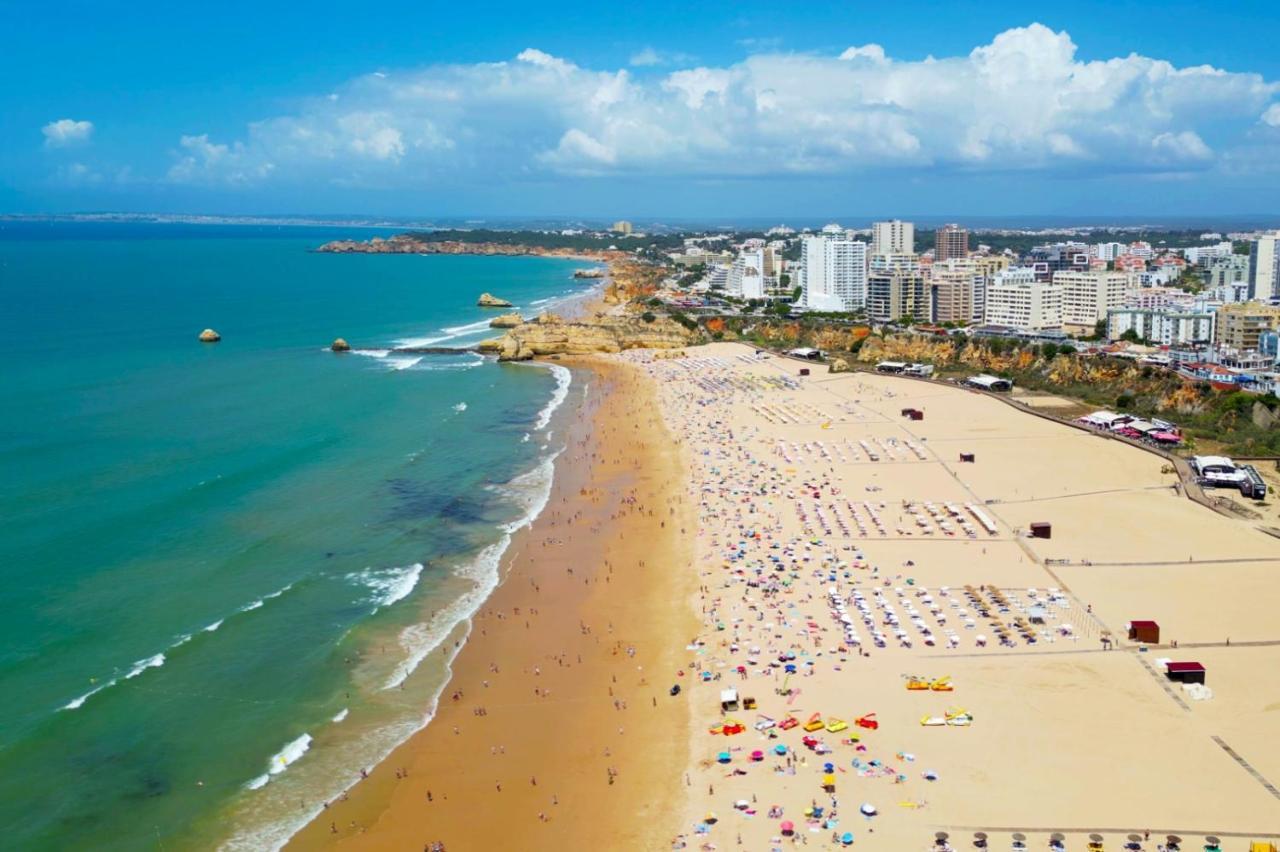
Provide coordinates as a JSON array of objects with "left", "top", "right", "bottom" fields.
[{"left": 0, "top": 222, "right": 593, "bottom": 849}]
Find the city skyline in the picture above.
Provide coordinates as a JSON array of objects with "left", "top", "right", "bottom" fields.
[{"left": 4, "top": 1, "right": 1280, "bottom": 218}]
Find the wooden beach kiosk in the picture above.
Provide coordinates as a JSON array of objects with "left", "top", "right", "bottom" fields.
[
  {"left": 1127, "top": 620, "right": 1160, "bottom": 644},
  {"left": 1030, "top": 522, "right": 1052, "bottom": 539}
]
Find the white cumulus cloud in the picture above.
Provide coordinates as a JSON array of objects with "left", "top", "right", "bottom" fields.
[
  {"left": 42, "top": 119, "right": 94, "bottom": 147},
  {"left": 162, "top": 24, "right": 1279, "bottom": 187}
]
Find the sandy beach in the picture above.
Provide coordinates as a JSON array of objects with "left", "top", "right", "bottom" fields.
[
  {"left": 292, "top": 339, "right": 1280, "bottom": 852},
  {"left": 624, "top": 343, "right": 1280, "bottom": 851},
  {"left": 288, "top": 357, "right": 697, "bottom": 850}
]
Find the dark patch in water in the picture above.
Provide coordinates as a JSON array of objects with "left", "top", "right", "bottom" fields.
[{"left": 384, "top": 478, "right": 492, "bottom": 525}]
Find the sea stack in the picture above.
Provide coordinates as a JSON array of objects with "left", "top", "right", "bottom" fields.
[
  {"left": 477, "top": 292, "right": 513, "bottom": 308},
  {"left": 198, "top": 328, "right": 221, "bottom": 343},
  {"left": 330, "top": 338, "right": 351, "bottom": 352}
]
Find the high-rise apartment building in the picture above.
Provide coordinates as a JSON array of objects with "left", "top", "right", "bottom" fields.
[
  {"left": 934, "top": 223, "right": 969, "bottom": 262},
  {"left": 1249, "top": 232, "right": 1280, "bottom": 302},
  {"left": 1054, "top": 270, "right": 1132, "bottom": 332},
  {"left": 1216, "top": 301, "right": 1280, "bottom": 350},
  {"left": 872, "top": 220, "right": 914, "bottom": 256},
  {"left": 984, "top": 268, "right": 1063, "bottom": 331},
  {"left": 609, "top": 220, "right": 633, "bottom": 235},
  {"left": 800, "top": 235, "right": 868, "bottom": 312},
  {"left": 929, "top": 259, "right": 984, "bottom": 324},
  {"left": 867, "top": 265, "right": 928, "bottom": 323},
  {"left": 727, "top": 249, "right": 765, "bottom": 299}
]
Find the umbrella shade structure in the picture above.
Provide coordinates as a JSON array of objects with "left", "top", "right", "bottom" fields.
[
  {"left": 1050, "top": 834, "right": 1066, "bottom": 841},
  {"left": 1013, "top": 834, "right": 1027, "bottom": 841},
  {"left": 859, "top": 802, "right": 877, "bottom": 816},
  {"left": 780, "top": 820, "right": 795, "bottom": 835},
  {"left": 841, "top": 832, "right": 854, "bottom": 845},
  {"left": 704, "top": 812, "right": 718, "bottom": 823},
  {"left": 1089, "top": 835, "right": 1104, "bottom": 842}
]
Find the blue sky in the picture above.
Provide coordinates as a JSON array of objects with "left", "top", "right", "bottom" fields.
[{"left": 3, "top": 0, "right": 1280, "bottom": 221}]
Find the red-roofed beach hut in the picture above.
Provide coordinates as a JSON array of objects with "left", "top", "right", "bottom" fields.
[
  {"left": 1127, "top": 620, "right": 1160, "bottom": 644},
  {"left": 1165, "top": 661, "right": 1205, "bottom": 685}
]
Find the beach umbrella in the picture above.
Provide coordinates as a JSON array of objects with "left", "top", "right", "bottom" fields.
[
  {"left": 1088, "top": 835, "right": 1103, "bottom": 842},
  {"left": 1127, "top": 835, "right": 1142, "bottom": 842},
  {"left": 859, "top": 802, "right": 877, "bottom": 816},
  {"left": 1050, "top": 834, "right": 1065, "bottom": 842},
  {"left": 841, "top": 832, "right": 854, "bottom": 845},
  {"left": 735, "top": 799, "right": 750, "bottom": 810},
  {"left": 780, "top": 820, "right": 795, "bottom": 835},
  {"left": 1012, "top": 834, "right": 1026, "bottom": 844},
  {"left": 704, "top": 812, "right": 717, "bottom": 823}
]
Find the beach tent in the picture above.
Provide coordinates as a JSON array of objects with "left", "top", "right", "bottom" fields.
[
  {"left": 1127, "top": 620, "right": 1160, "bottom": 643},
  {"left": 719, "top": 688, "right": 740, "bottom": 711}
]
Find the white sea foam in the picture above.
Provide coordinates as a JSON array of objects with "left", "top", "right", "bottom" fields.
[
  {"left": 452, "top": 402, "right": 467, "bottom": 412},
  {"left": 531, "top": 363, "right": 572, "bottom": 431},
  {"left": 352, "top": 349, "right": 391, "bottom": 359},
  {"left": 382, "top": 540, "right": 505, "bottom": 690},
  {"left": 245, "top": 733, "right": 313, "bottom": 791},
  {"left": 347, "top": 563, "right": 423, "bottom": 611},
  {"left": 331, "top": 708, "right": 349, "bottom": 723},
  {"left": 386, "top": 356, "right": 422, "bottom": 371},
  {"left": 396, "top": 318, "right": 494, "bottom": 349},
  {"left": 62, "top": 680, "right": 116, "bottom": 711},
  {"left": 221, "top": 448, "right": 565, "bottom": 852},
  {"left": 238, "top": 582, "right": 294, "bottom": 614},
  {"left": 204, "top": 619, "right": 224, "bottom": 632},
  {"left": 125, "top": 653, "right": 166, "bottom": 679}
]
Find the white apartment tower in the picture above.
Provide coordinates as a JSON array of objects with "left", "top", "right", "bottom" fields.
[
  {"left": 1250, "top": 231, "right": 1280, "bottom": 302},
  {"left": 1054, "top": 270, "right": 1132, "bottom": 332},
  {"left": 872, "top": 220, "right": 914, "bottom": 256},
  {"left": 801, "top": 235, "right": 868, "bottom": 312},
  {"left": 984, "top": 268, "right": 1063, "bottom": 331}
]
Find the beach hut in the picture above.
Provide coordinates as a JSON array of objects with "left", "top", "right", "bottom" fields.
[
  {"left": 959, "top": 452, "right": 975, "bottom": 463},
  {"left": 719, "top": 688, "right": 740, "bottom": 712},
  {"left": 909, "top": 410, "right": 924, "bottom": 421},
  {"left": 1127, "top": 620, "right": 1160, "bottom": 644},
  {"left": 1029, "top": 522, "right": 1052, "bottom": 539},
  {"left": 1165, "top": 661, "right": 1206, "bottom": 685},
  {"left": 799, "top": 368, "right": 810, "bottom": 376}
]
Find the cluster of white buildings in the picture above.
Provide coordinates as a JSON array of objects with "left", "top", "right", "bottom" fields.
[{"left": 674, "top": 223, "right": 1280, "bottom": 375}]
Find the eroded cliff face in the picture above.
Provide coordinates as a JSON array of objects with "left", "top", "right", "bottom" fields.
[
  {"left": 846, "top": 334, "right": 1211, "bottom": 415},
  {"left": 491, "top": 312, "right": 699, "bottom": 361}
]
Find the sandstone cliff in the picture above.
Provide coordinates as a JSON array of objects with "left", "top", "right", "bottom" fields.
[
  {"left": 488, "top": 312, "right": 523, "bottom": 329},
  {"left": 493, "top": 312, "right": 699, "bottom": 361}
]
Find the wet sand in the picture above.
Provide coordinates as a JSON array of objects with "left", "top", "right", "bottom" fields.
[{"left": 288, "top": 358, "right": 696, "bottom": 850}]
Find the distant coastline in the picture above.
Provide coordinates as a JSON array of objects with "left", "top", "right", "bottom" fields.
[{"left": 315, "top": 233, "right": 618, "bottom": 262}]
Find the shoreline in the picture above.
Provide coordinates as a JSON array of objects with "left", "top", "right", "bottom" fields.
[{"left": 287, "top": 354, "right": 697, "bottom": 850}]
